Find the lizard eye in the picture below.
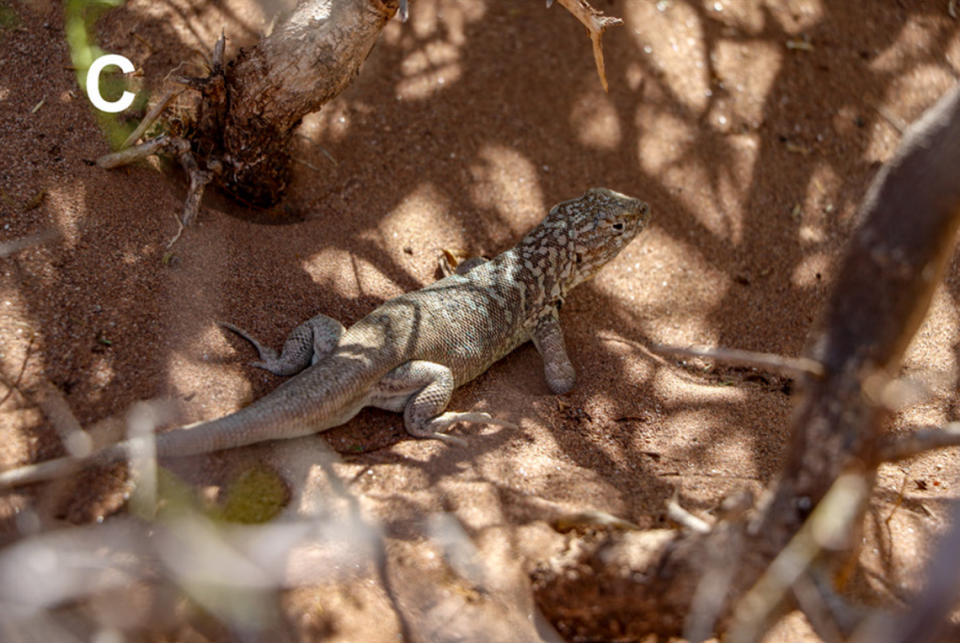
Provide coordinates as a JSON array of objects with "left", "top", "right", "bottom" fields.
[{"left": 612, "top": 222, "right": 625, "bottom": 232}]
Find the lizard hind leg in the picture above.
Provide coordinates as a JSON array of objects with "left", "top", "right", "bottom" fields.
[
  {"left": 372, "top": 360, "right": 517, "bottom": 446},
  {"left": 219, "top": 313, "right": 345, "bottom": 376}
]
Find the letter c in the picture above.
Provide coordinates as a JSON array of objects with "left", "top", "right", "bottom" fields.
[{"left": 86, "top": 54, "right": 136, "bottom": 113}]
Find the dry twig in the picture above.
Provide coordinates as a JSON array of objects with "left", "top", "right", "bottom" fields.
[
  {"left": 121, "top": 88, "right": 182, "bottom": 149},
  {"left": 877, "top": 422, "right": 960, "bottom": 463},
  {"left": 666, "top": 497, "right": 712, "bottom": 534},
  {"left": 552, "top": 0, "right": 623, "bottom": 92},
  {"left": 650, "top": 343, "right": 825, "bottom": 379},
  {"left": 97, "top": 135, "right": 175, "bottom": 169},
  {"left": 177, "top": 145, "right": 214, "bottom": 227},
  {"left": 0, "top": 333, "right": 34, "bottom": 409},
  {"left": 0, "top": 229, "right": 61, "bottom": 258}
]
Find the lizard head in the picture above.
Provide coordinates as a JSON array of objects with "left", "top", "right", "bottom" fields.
[{"left": 549, "top": 187, "right": 651, "bottom": 289}]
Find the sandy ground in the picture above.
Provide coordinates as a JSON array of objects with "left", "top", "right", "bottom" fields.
[{"left": 1, "top": 0, "right": 960, "bottom": 641}]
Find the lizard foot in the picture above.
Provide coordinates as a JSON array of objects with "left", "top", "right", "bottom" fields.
[
  {"left": 218, "top": 321, "right": 283, "bottom": 371},
  {"left": 220, "top": 314, "right": 343, "bottom": 376},
  {"left": 409, "top": 412, "right": 518, "bottom": 446},
  {"left": 423, "top": 432, "right": 468, "bottom": 447}
]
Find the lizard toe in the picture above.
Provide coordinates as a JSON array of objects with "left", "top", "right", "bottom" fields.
[{"left": 430, "top": 432, "right": 469, "bottom": 447}]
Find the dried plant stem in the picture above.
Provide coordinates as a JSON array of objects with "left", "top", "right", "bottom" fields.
[{"left": 650, "top": 343, "right": 825, "bottom": 379}]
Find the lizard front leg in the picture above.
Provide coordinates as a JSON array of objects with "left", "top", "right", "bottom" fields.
[
  {"left": 371, "top": 360, "right": 517, "bottom": 445},
  {"left": 220, "top": 313, "right": 345, "bottom": 376},
  {"left": 533, "top": 312, "right": 577, "bottom": 394}
]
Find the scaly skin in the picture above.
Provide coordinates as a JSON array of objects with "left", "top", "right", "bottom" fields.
[{"left": 0, "top": 188, "right": 650, "bottom": 489}]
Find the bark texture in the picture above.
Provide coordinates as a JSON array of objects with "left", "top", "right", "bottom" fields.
[
  {"left": 532, "top": 83, "right": 960, "bottom": 641},
  {"left": 196, "top": 0, "right": 398, "bottom": 207}
]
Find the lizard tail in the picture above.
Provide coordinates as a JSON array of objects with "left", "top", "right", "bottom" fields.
[
  {"left": 0, "top": 401, "right": 345, "bottom": 490},
  {"left": 145, "top": 352, "right": 386, "bottom": 458},
  {"left": 0, "top": 404, "right": 324, "bottom": 489},
  {"left": 0, "top": 355, "right": 387, "bottom": 490}
]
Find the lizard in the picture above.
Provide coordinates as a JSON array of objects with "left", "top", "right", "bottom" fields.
[{"left": 0, "top": 188, "right": 650, "bottom": 489}]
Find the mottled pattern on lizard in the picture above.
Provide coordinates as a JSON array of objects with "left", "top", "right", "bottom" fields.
[{"left": 0, "top": 188, "right": 650, "bottom": 488}]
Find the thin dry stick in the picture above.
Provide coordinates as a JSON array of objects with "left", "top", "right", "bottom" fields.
[
  {"left": 553, "top": 0, "right": 624, "bottom": 92},
  {"left": 212, "top": 29, "right": 225, "bottom": 70},
  {"left": 790, "top": 571, "right": 846, "bottom": 643},
  {"left": 0, "top": 229, "right": 61, "bottom": 258},
  {"left": 35, "top": 381, "right": 93, "bottom": 458},
  {"left": 98, "top": 135, "right": 174, "bottom": 169},
  {"left": 553, "top": 510, "right": 642, "bottom": 532},
  {"left": 884, "top": 465, "right": 912, "bottom": 526},
  {"left": 121, "top": 88, "right": 182, "bottom": 149},
  {"left": 166, "top": 208, "right": 185, "bottom": 249},
  {"left": 177, "top": 146, "right": 213, "bottom": 227},
  {"left": 877, "top": 423, "right": 960, "bottom": 463},
  {"left": 0, "top": 333, "right": 34, "bottom": 408},
  {"left": 292, "top": 157, "right": 322, "bottom": 173},
  {"left": 162, "top": 60, "right": 203, "bottom": 84},
  {"left": 649, "top": 343, "right": 825, "bottom": 379},
  {"left": 0, "top": 371, "right": 96, "bottom": 467},
  {"left": 666, "top": 497, "right": 712, "bottom": 534},
  {"left": 124, "top": 401, "right": 177, "bottom": 518},
  {"left": 295, "top": 133, "right": 339, "bottom": 167}
]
